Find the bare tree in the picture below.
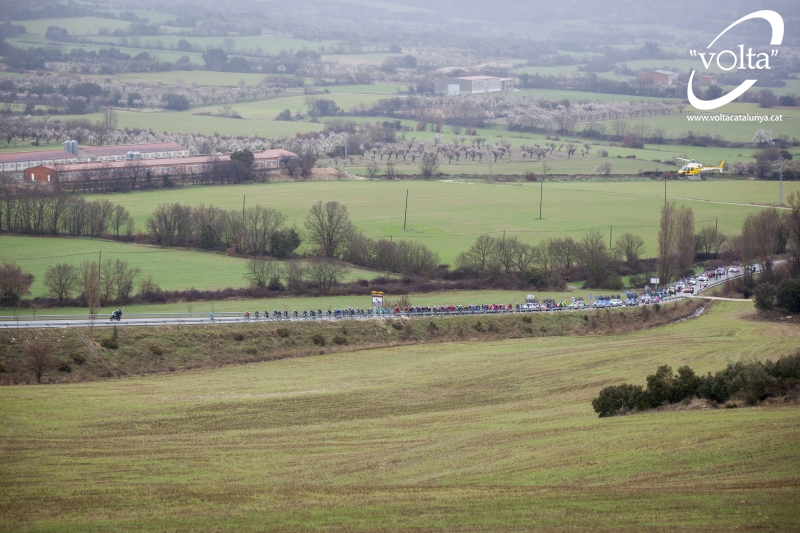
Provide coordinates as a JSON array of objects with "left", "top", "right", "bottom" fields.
[
  {"left": 79, "top": 260, "right": 101, "bottom": 315},
  {"left": 307, "top": 260, "right": 348, "bottom": 294},
  {"left": 593, "top": 162, "right": 613, "bottom": 176},
  {"left": 0, "top": 262, "right": 34, "bottom": 305},
  {"left": 616, "top": 233, "right": 645, "bottom": 265},
  {"left": 304, "top": 201, "right": 355, "bottom": 258},
  {"left": 580, "top": 229, "right": 611, "bottom": 288},
  {"left": 418, "top": 152, "right": 439, "bottom": 179},
  {"left": 44, "top": 263, "right": 79, "bottom": 301},
  {"left": 24, "top": 339, "right": 55, "bottom": 383},
  {"left": 283, "top": 260, "right": 306, "bottom": 292},
  {"left": 658, "top": 202, "right": 695, "bottom": 284},
  {"left": 247, "top": 258, "right": 281, "bottom": 288}
]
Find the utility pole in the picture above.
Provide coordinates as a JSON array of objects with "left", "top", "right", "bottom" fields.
[
  {"left": 344, "top": 134, "right": 348, "bottom": 175},
  {"left": 242, "top": 195, "right": 246, "bottom": 219},
  {"left": 779, "top": 156, "right": 784, "bottom": 206},
  {"left": 539, "top": 178, "right": 543, "bottom": 219},
  {"left": 403, "top": 189, "right": 409, "bottom": 231}
]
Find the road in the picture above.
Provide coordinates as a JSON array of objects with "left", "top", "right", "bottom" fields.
[{"left": 0, "top": 266, "right": 756, "bottom": 330}]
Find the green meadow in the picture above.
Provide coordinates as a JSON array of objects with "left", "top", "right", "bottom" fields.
[
  {"left": 1, "top": 302, "right": 799, "bottom": 531},
  {"left": 0, "top": 236, "right": 382, "bottom": 299},
  {"left": 91, "top": 179, "right": 798, "bottom": 263}
]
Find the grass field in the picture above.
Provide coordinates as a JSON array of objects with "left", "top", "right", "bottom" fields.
[
  {"left": 0, "top": 236, "right": 382, "bottom": 299},
  {"left": 1, "top": 302, "right": 799, "bottom": 531},
  {"left": 90, "top": 180, "right": 800, "bottom": 263}
]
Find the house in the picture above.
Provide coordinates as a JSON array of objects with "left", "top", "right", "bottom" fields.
[
  {"left": 638, "top": 70, "right": 679, "bottom": 85},
  {"left": 0, "top": 149, "right": 77, "bottom": 172},
  {"left": 699, "top": 75, "right": 717, "bottom": 85},
  {"left": 435, "top": 75, "right": 504, "bottom": 95},
  {"left": 24, "top": 165, "right": 58, "bottom": 183},
  {"left": 78, "top": 142, "right": 190, "bottom": 162}
]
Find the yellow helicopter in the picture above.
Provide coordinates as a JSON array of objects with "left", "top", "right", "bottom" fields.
[{"left": 676, "top": 158, "right": 725, "bottom": 176}]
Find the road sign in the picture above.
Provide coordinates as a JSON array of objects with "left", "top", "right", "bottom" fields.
[
  {"left": 371, "top": 291, "right": 384, "bottom": 307},
  {"left": 650, "top": 278, "right": 659, "bottom": 285}
]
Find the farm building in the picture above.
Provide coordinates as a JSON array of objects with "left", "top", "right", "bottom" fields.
[
  {"left": 0, "top": 150, "right": 78, "bottom": 172},
  {"left": 23, "top": 165, "right": 58, "bottom": 183},
  {"left": 699, "top": 75, "right": 717, "bottom": 85},
  {"left": 78, "top": 142, "right": 190, "bottom": 162},
  {"left": 435, "top": 75, "right": 508, "bottom": 95},
  {"left": 638, "top": 70, "right": 679, "bottom": 84},
  {"left": 55, "top": 149, "right": 297, "bottom": 181}
]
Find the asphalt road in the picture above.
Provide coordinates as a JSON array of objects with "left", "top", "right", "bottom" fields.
[{"left": 0, "top": 267, "right": 755, "bottom": 330}]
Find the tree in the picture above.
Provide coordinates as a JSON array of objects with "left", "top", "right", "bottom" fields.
[
  {"left": 24, "top": 339, "right": 55, "bottom": 383},
  {"left": 0, "top": 262, "right": 34, "bottom": 305},
  {"left": 79, "top": 261, "right": 101, "bottom": 315},
  {"left": 269, "top": 227, "right": 302, "bottom": 258},
  {"left": 580, "top": 229, "right": 613, "bottom": 288},
  {"left": 418, "top": 152, "right": 439, "bottom": 179},
  {"left": 616, "top": 233, "right": 644, "bottom": 265},
  {"left": 307, "top": 260, "right": 348, "bottom": 294},
  {"left": 658, "top": 202, "right": 694, "bottom": 284},
  {"left": 593, "top": 162, "right": 613, "bottom": 176},
  {"left": 44, "top": 263, "right": 79, "bottom": 301},
  {"left": 283, "top": 260, "right": 306, "bottom": 292},
  {"left": 551, "top": 237, "right": 580, "bottom": 272},
  {"left": 202, "top": 48, "right": 229, "bottom": 70},
  {"left": 305, "top": 97, "right": 340, "bottom": 117},
  {"left": 304, "top": 201, "right": 355, "bottom": 258},
  {"left": 247, "top": 258, "right": 281, "bottom": 288},
  {"left": 163, "top": 93, "right": 190, "bottom": 111},
  {"left": 230, "top": 148, "right": 254, "bottom": 167}
]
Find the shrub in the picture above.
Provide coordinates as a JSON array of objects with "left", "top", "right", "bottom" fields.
[
  {"left": 311, "top": 333, "right": 326, "bottom": 346},
  {"left": 522, "top": 316, "right": 532, "bottom": 323},
  {"left": 233, "top": 333, "right": 245, "bottom": 341},
  {"left": 754, "top": 283, "right": 778, "bottom": 311},
  {"left": 100, "top": 338, "right": 119, "bottom": 350},
  {"left": 391, "top": 322, "right": 404, "bottom": 330},
  {"left": 0, "top": 362, "right": 4, "bottom": 373},
  {"left": 71, "top": 354, "right": 86, "bottom": 365},
  {"left": 276, "top": 328, "right": 290, "bottom": 338},
  {"left": 474, "top": 320, "right": 484, "bottom": 332},
  {"left": 57, "top": 361, "right": 72, "bottom": 373},
  {"left": 332, "top": 335, "right": 348, "bottom": 345},
  {"left": 149, "top": 345, "right": 163, "bottom": 356},
  {"left": 592, "top": 384, "right": 648, "bottom": 417},
  {"left": 776, "top": 279, "right": 800, "bottom": 313}
]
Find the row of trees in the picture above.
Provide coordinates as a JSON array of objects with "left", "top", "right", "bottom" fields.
[{"left": 0, "top": 180, "right": 133, "bottom": 237}]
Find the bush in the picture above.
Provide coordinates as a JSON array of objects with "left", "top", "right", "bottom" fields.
[
  {"left": 776, "top": 279, "right": 800, "bottom": 313},
  {"left": 233, "top": 333, "right": 245, "bottom": 341},
  {"left": 71, "top": 354, "right": 86, "bottom": 365},
  {"left": 332, "top": 335, "right": 348, "bottom": 345},
  {"left": 100, "top": 338, "right": 119, "bottom": 350},
  {"left": 592, "top": 384, "right": 648, "bottom": 417},
  {"left": 149, "top": 345, "right": 163, "bottom": 356},
  {"left": 522, "top": 316, "right": 532, "bottom": 323},
  {"left": 57, "top": 361, "right": 72, "bottom": 373},
  {"left": 391, "top": 322, "right": 404, "bottom": 330},
  {"left": 754, "top": 283, "right": 778, "bottom": 311},
  {"left": 311, "top": 333, "right": 326, "bottom": 346},
  {"left": 276, "top": 328, "right": 290, "bottom": 338}
]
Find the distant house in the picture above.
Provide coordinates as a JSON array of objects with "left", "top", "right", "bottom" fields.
[
  {"left": 638, "top": 70, "right": 679, "bottom": 85},
  {"left": 435, "top": 75, "right": 504, "bottom": 95},
  {"left": 698, "top": 75, "right": 717, "bottom": 85},
  {"left": 78, "top": 142, "right": 190, "bottom": 162},
  {"left": 24, "top": 165, "right": 58, "bottom": 183}
]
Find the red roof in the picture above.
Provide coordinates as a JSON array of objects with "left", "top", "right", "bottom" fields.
[
  {"left": 0, "top": 150, "right": 74, "bottom": 164},
  {"left": 80, "top": 142, "right": 187, "bottom": 156}
]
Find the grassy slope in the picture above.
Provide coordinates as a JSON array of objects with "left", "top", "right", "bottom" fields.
[
  {"left": 0, "top": 235, "right": 381, "bottom": 298},
  {"left": 91, "top": 180, "right": 800, "bottom": 262},
  {"left": 1, "top": 302, "right": 799, "bottom": 531}
]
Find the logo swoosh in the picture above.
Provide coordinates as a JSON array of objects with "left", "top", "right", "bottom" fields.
[{"left": 688, "top": 10, "right": 783, "bottom": 111}]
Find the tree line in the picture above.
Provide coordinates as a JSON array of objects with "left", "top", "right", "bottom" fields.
[{"left": 592, "top": 351, "right": 800, "bottom": 417}]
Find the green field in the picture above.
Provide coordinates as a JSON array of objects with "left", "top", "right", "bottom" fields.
[
  {"left": 90, "top": 180, "right": 799, "bottom": 263},
  {"left": 2, "top": 302, "right": 799, "bottom": 531},
  {"left": 0, "top": 236, "right": 382, "bottom": 299}
]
